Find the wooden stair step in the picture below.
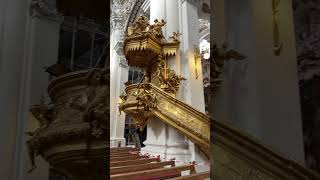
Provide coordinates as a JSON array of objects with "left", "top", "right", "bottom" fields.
[
  {"left": 110, "top": 160, "right": 175, "bottom": 175},
  {"left": 167, "top": 171, "right": 210, "bottom": 180},
  {"left": 110, "top": 157, "right": 160, "bottom": 167},
  {"left": 110, "top": 165, "right": 196, "bottom": 180},
  {"left": 111, "top": 150, "right": 140, "bottom": 155},
  {"left": 110, "top": 155, "right": 148, "bottom": 162},
  {"left": 111, "top": 153, "right": 142, "bottom": 159},
  {"left": 110, "top": 147, "right": 140, "bottom": 153},
  {"left": 110, "top": 151, "right": 139, "bottom": 156}
]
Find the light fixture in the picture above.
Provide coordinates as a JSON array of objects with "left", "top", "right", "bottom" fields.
[{"left": 203, "top": 52, "right": 210, "bottom": 59}]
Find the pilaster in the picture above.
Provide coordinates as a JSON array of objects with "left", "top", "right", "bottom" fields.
[{"left": 214, "top": 0, "right": 305, "bottom": 163}]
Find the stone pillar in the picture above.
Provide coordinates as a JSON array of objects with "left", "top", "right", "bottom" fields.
[
  {"left": 110, "top": 28, "right": 124, "bottom": 147},
  {"left": 214, "top": 0, "right": 305, "bottom": 163},
  {"left": 110, "top": 40, "right": 128, "bottom": 147},
  {"left": 180, "top": 0, "right": 205, "bottom": 113},
  {"left": 110, "top": 0, "right": 135, "bottom": 147},
  {"left": 180, "top": 0, "right": 207, "bottom": 165},
  {"left": 0, "top": 0, "right": 53, "bottom": 179}
]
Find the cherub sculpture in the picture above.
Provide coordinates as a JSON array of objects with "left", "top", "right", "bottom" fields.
[
  {"left": 149, "top": 19, "right": 166, "bottom": 40},
  {"left": 82, "top": 69, "right": 109, "bottom": 138},
  {"left": 26, "top": 96, "right": 54, "bottom": 173},
  {"left": 134, "top": 84, "right": 157, "bottom": 110},
  {"left": 169, "top": 31, "right": 182, "bottom": 42},
  {"left": 127, "top": 15, "right": 149, "bottom": 36},
  {"left": 28, "top": 96, "right": 53, "bottom": 134},
  {"left": 163, "top": 69, "right": 186, "bottom": 93}
]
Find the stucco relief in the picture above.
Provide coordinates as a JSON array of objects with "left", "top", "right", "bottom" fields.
[{"left": 111, "top": 0, "right": 136, "bottom": 30}]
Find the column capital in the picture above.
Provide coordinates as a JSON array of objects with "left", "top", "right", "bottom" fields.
[
  {"left": 29, "top": 0, "right": 63, "bottom": 22},
  {"left": 113, "top": 41, "right": 128, "bottom": 67}
]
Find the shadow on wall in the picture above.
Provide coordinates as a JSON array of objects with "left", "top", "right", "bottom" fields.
[{"left": 293, "top": 0, "right": 320, "bottom": 172}]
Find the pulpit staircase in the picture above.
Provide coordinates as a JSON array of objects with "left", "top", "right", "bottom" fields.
[{"left": 118, "top": 16, "right": 320, "bottom": 180}]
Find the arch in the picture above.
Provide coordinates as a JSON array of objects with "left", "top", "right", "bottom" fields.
[{"left": 125, "top": 0, "right": 147, "bottom": 32}]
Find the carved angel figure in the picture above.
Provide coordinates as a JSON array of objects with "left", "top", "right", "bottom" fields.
[
  {"left": 29, "top": 96, "right": 53, "bottom": 131},
  {"left": 27, "top": 96, "right": 53, "bottom": 173},
  {"left": 118, "top": 92, "right": 128, "bottom": 115},
  {"left": 134, "top": 84, "right": 158, "bottom": 110},
  {"left": 163, "top": 69, "right": 186, "bottom": 93},
  {"left": 149, "top": 19, "right": 166, "bottom": 40},
  {"left": 169, "top": 31, "right": 182, "bottom": 42},
  {"left": 82, "top": 69, "right": 109, "bottom": 138},
  {"left": 127, "top": 15, "right": 149, "bottom": 36}
]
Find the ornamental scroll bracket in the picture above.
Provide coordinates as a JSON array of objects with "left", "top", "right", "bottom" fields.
[{"left": 272, "top": 0, "right": 282, "bottom": 56}]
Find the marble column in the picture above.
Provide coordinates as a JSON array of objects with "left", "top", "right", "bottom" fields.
[
  {"left": 0, "top": 0, "right": 56, "bottom": 179},
  {"left": 180, "top": 0, "right": 207, "bottom": 165},
  {"left": 110, "top": 39, "right": 128, "bottom": 147},
  {"left": 110, "top": 2, "right": 132, "bottom": 147},
  {"left": 214, "top": 0, "right": 305, "bottom": 163}
]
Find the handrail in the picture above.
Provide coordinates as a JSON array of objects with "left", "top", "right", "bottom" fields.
[
  {"left": 120, "top": 83, "right": 320, "bottom": 179},
  {"left": 212, "top": 118, "right": 320, "bottom": 179}
]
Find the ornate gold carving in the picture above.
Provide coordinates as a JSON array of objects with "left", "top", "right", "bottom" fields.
[
  {"left": 162, "top": 68, "right": 186, "bottom": 94},
  {"left": 124, "top": 16, "right": 180, "bottom": 68},
  {"left": 149, "top": 55, "right": 185, "bottom": 94},
  {"left": 272, "top": 0, "right": 282, "bottom": 56},
  {"left": 169, "top": 31, "right": 182, "bottom": 42},
  {"left": 121, "top": 16, "right": 210, "bottom": 156},
  {"left": 118, "top": 83, "right": 210, "bottom": 156},
  {"left": 149, "top": 19, "right": 166, "bottom": 41},
  {"left": 26, "top": 69, "right": 109, "bottom": 176},
  {"left": 126, "top": 16, "right": 166, "bottom": 42},
  {"left": 127, "top": 15, "right": 150, "bottom": 37},
  {"left": 134, "top": 84, "right": 158, "bottom": 109}
]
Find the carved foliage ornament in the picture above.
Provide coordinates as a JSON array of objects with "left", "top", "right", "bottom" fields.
[
  {"left": 150, "top": 56, "right": 186, "bottom": 94},
  {"left": 133, "top": 84, "right": 158, "bottom": 110}
]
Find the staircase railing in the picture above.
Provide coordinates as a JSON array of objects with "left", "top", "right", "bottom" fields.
[{"left": 212, "top": 119, "right": 320, "bottom": 180}]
